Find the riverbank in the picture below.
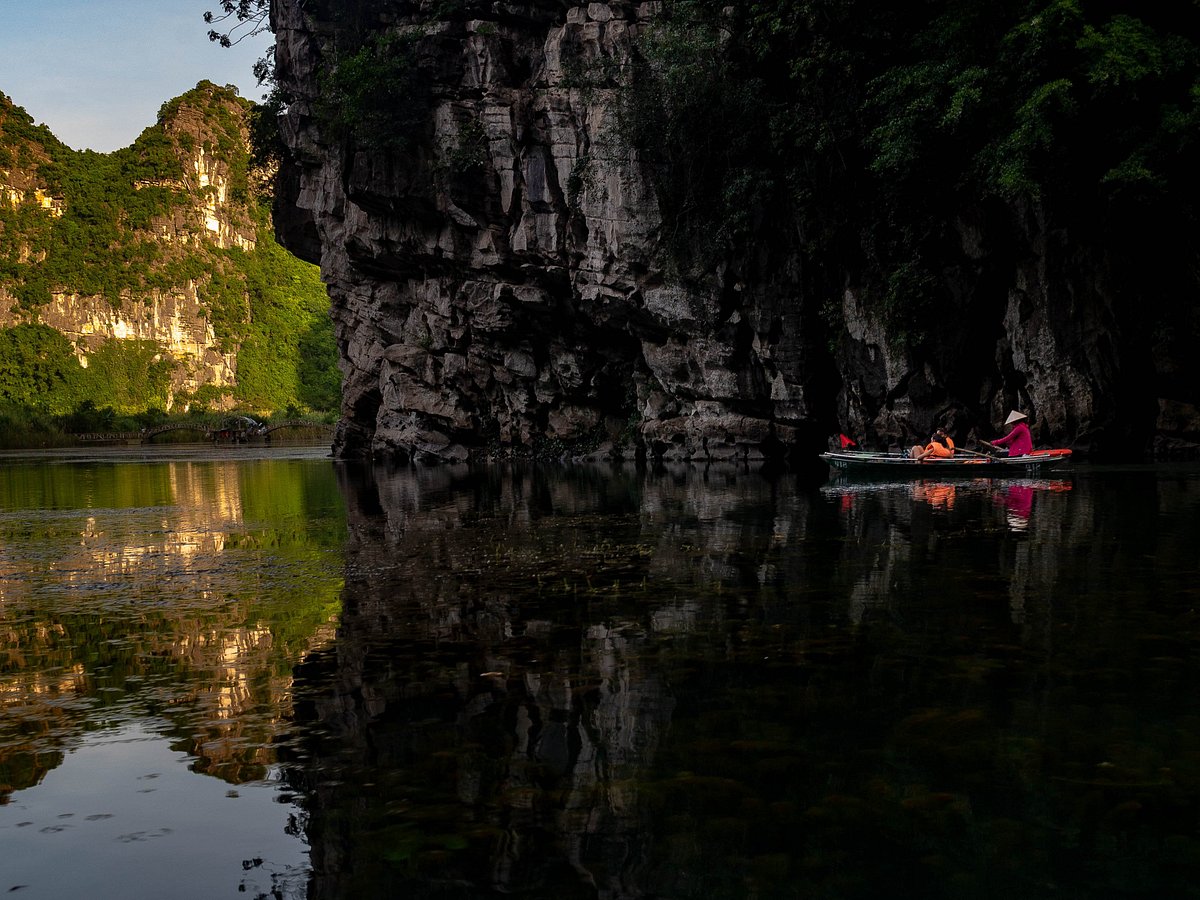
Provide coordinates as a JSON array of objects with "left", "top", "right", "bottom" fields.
[{"left": 0, "top": 439, "right": 334, "bottom": 464}]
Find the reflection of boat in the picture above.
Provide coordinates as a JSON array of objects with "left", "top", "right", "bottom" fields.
[
  {"left": 912, "top": 481, "right": 957, "bottom": 509},
  {"left": 822, "top": 476, "right": 1073, "bottom": 527},
  {"left": 820, "top": 448, "right": 1072, "bottom": 475},
  {"left": 992, "top": 478, "right": 1073, "bottom": 530},
  {"left": 823, "top": 476, "right": 1073, "bottom": 500}
]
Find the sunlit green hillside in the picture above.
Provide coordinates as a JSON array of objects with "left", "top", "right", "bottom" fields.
[{"left": 0, "top": 81, "right": 339, "bottom": 433}]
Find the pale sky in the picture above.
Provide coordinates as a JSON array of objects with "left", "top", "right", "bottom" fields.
[{"left": 0, "top": 0, "right": 274, "bottom": 153}]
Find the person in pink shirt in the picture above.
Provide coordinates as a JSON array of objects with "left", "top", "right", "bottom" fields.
[{"left": 990, "top": 410, "right": 1033, "bottom": 457}]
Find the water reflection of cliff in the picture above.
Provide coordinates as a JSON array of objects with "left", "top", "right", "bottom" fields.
[
  {"left": 291, "top": 465, "right": 677, "bottom": 898},
  {"left": 285, "top": 464, "right": 872, "bottom": 896},
  {"left": 0, "top": 459, "right": 343, "bottom": 798},
  {"left": 292, "top": 463, "right": 1200, "bottom": 899}
]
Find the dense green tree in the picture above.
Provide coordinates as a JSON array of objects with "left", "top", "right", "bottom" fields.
[
  {"left": 79, "top": 340, "right": 175, "bottom": 414},
  {"left": 204, "top": 208, "right": 340, "bottom": 412},
  {"left": 621, "top": 0, "right": 1200, "bottom": 340},
  {"left": 317, "top": 29, "right": 428, "bottom": 152},
  {"left": 0, "top": 325, "right": 84, "bottom": 414}
]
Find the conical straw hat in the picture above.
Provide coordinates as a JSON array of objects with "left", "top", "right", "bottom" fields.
[{"left": 1004, "top": 410, "right": 1027, "bottom": 425}]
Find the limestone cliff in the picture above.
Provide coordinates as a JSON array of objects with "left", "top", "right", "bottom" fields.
[
  {"left": 0, "top": 85, "right": 256, "bottom": 408},
  {"left": 272, "top": 0, "right": 829, "bottom": 462},
  {"left": 0, "top": 82, "right": 337, "bottom": 416},
  {"left": 271, "top": 1, "right": 1200, "bottom": 461}
]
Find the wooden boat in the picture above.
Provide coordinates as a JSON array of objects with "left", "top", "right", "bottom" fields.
[{"left": 820, "top": 448, "right": 1072, "bottom": 475}]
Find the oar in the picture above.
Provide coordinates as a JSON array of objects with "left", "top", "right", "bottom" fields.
[{"left": 958, "top": 446, "right": 996, "bottom": 460}]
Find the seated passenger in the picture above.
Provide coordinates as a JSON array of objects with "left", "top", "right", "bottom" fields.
[{"left": 910, "top": 429, "right": 955, "bottom": 460}]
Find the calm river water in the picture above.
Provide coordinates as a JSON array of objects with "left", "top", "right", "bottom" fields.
[{"left": 2, "top": 447, "right": 1199, "bottom": 899}]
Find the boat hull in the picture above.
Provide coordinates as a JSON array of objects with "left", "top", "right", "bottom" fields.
[{"left": 820, "top": 449, "right": 1072, "bottom": 476}]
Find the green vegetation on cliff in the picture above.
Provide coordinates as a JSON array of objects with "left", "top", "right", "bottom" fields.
[
  {"left": 0, "top": 81, "right": 339, "bottom": 434},
  {"left": 618, "top": 0, "right": 1200, "bottom": 344},
  {"left": 1, "top": 97, "right": 203, "bottom": 307},
  {"left": 225, "top": 207, "right": 341, "bottom": 413},
  {"left": 0, "top": 324, "right": 84, "bottom": 414}
]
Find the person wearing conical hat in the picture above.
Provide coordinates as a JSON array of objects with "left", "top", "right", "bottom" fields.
[{"left": 989, "top": 410, "right": 1032, "bottom": 457}]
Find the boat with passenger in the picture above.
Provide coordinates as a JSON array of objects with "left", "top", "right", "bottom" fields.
[
  {"left": 820, "top": 448, "right": 1075, "bottom": 475},
  {"left": 819, "top": 447, "right": 1072, "bottom": 475}
]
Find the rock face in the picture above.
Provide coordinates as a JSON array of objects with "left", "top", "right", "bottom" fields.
[
  {"left": 271, "top": 1, "right": 1199, "bottom": 460},
  {"left": 272, "top": 0, "right": 826, "bottom": 462},
  {"left": 18, "top": 288, "right": 239, "bottom": 399}
]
